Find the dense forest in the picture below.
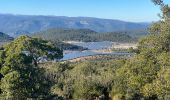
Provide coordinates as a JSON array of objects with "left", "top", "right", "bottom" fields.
[
  {"left": 0, "top": 0, "right": 170, "bottom": 100},
  {"left": 33, "top": 28, "right": 136, "bottom": 42},
  {"left": 123, "top": 29, "right": 148, "bottom": 38}
]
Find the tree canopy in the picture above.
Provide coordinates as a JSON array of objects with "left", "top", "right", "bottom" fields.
[
  {"left": 110, "top": 0, "right": 170, "bottom": 99},
  {"left": 0, "top": 36, "right": 63, "bottom": 99},
  {"left": 1, "top": 0, "right": 170, "bottom": 99}
]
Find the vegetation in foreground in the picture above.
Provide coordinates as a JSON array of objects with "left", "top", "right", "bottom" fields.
[
  {"left": 0, "top": 36, "right": 63, "bottom": 99},
  {"left": 0, "top": 0, "right": 170, "bottom": 100}
]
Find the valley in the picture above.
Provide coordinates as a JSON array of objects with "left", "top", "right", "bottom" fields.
[
  {"left": 0, "top": 0, "right": 168, "bottom": 99},
  {"left": 61, "top": 41, "right": 136, "bottom": 61},
  {"left": 0, "top": 14, "right": 149, "bottom": 37}
]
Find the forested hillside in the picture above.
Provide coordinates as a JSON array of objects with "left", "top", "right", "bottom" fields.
[
  {"left": 54, "top": 41, "right": 87, "bottom": 50},
  {"left": 124, "top": 29, "right": 148, "bottom": 38},
  {"left": 111, "top": 0, "right": 170, "bottom": 99},
  {"left": 0, "top": 14, "right": 149, "bottom": 36},
  {"left": 0, "top": 0, "right": 170, "bottom": 100},
  {"left": 33, "top": 28, "right": 136, "bottom": 42}
]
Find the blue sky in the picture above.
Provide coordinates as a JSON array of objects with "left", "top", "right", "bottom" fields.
[{"left": 0, "top": 0, "right": 170, "bottom": 22}]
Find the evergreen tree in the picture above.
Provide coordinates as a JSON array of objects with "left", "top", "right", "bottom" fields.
[{"left": 0, "top": 36, "right": 63, "bottom": 99}]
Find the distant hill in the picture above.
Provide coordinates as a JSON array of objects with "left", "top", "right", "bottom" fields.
[
  {"left": 122, "top": 29, "right": 149, "bottom": 38},
  {"left": 0, "top": 14, "right": 150, "bottom": 36},
  {"left": 33, "top": 28, "right": 135, "bottom": 42},
  {"left": 0, "top": 32, "right": 13, "bottom": 42}
]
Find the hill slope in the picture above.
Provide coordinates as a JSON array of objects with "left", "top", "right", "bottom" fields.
[
  {"left": 0, "top": 14, "right": 149, "bottom": 36},
  {"left": 0, "top": 32, "right": 13, "bottom": 42},
  {"left": 33, "top": 28, "right": 135, "bottom": 42}
]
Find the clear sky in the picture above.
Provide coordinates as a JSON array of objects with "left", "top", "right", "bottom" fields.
[{"left": 0, "top": 0, "right": 170, "bottom": 22}]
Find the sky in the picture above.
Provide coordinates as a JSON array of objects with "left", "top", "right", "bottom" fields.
[{"left": 0, "top": 0, "right": 170, "bottom": 22}]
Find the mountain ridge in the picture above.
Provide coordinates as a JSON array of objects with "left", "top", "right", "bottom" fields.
[
  {"left": 0, "top": 13, "right": 152, "bottom": 23},
  {"left": 0, "top": 14, "right": 150, "bottom": 36}
]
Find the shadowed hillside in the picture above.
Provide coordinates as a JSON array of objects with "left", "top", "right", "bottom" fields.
[
  {"left": 0, "top": 14, "right": 149, "bottom": 36},
  {"left": 33, "top": 28, "right": 136, "bottom": 42}
]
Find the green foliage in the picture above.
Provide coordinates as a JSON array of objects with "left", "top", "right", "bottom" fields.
[
  {"left": 152, "top": 0, "right": 170, "bottom": 19},
  {"left": 110, "top": 1, "right": 170, "bottom": 99},
  {"left": 41, "top": 60, "right": 125, "bottom": 99},
  {"left": 54, "top": 41, "right": 87, "bottom": 50},
  {"left": 33, "top": 28, "right": 136, "bottom": 43},
  {"left": 112, "top": 25, "right": 170, "bottom": 99},
  {"left": 152, "top": 0, "right": 164, "bottom": 5},
  {"left": 4, "top": 36, "right": 62, "bottom": 65},
  {"left": 0, "top": 36, "right": 63, "bottom": 99},
  {"left": 1, "top": 0, "right": 170, "bottom": 99}
]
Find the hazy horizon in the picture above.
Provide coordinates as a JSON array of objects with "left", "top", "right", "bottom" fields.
[
  {"left": 1, "top": 0, "right": 170, "bottom": 22},
  {"left": 0, "top": 13, "right": 155, "bottom": 23}
]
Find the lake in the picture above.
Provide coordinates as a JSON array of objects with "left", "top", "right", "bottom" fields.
[
  {"left": 61, "top": 41, "right": 130, "bottom": 61},
  {"left": 69, "top": 41, "right": 113, "bottom": 50}
]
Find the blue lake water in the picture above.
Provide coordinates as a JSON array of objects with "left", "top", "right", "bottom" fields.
[
  {"left": 61, "top": 41, "right": 130, "bottom": 61},
  {"left": 70, "top": 41, "right": 113, "bottom": 50}
]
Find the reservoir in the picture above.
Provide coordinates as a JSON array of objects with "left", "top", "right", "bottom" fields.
[{"left": 61, "top": 41, "right": 131, "bottom": 61}]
